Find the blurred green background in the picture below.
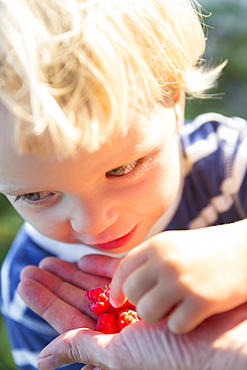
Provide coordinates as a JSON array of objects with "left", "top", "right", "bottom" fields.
[
  {"left": 0, "top": 0, "right": 247, "bottom": 368},
  {"left": 185, "top": 0, "right": 247, "bottom": 120},
  {"left": 0, "top": 196, "right": 23, "bottom": 370}
]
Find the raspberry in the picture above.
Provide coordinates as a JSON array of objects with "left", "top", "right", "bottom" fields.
[
  {"left": 86, "top": 287, "right": 110, "bottom": 315},
  {"left": 96, "top": 313, "right": 117, "bottom": 334},
  {"left": 86, "top": 287, "right": 104, "bottom": 302},
  {"left": 117, "top": 309, "right": 139, "bottom": 332},
  {"left": 86, "top": 284, "right": 140, "bottom": 334}
]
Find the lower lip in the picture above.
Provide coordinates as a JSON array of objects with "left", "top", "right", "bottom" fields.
[{"left": 92, "top": 226, "right": 137, "bottom": 250}]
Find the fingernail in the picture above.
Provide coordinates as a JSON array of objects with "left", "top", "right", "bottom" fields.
[
  {"left": 110, "top": 295, "right": 127, "bottom": 308},
  {"left": 109, "top": 296, "right": 117, "bottom": 307},
  {"left": 38, "top": 355, "right": 65, "bottom": 370}
]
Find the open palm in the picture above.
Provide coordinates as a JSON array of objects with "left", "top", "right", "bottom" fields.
[{"left": 18, "top": 256, "right": 247, "bottom": 370}]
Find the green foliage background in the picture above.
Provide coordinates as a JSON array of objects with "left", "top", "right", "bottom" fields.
[
  {"left": 186, "top": 0, "right": 247, "bottom": 120},
  {"left": 0, "top": 0, "right": 246, "bottom": 368},
  {"left": 0, "top": 195, "right": 23, "bottom": 369}
]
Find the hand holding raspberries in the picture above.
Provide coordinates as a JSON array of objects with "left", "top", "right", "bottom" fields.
[{"left": 86, "top": 285, "right": 139, "bottom": 334}]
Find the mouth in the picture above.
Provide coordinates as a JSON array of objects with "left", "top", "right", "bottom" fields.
[{"left": 88, "top": 226, "right": 137, "bottom": 250}]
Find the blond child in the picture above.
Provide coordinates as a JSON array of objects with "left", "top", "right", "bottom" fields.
[{"left": 0, "top": 0, "right": 247, "bottom": 369}]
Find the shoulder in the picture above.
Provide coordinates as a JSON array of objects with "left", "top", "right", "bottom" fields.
[
  {"left": 2, "top": 223, "right": 52, "bottom": 270},
  {"left": 179, "top": 113, "right": 247, "bottom": 169},
  {"left": 180, "top": 112, "right": 247, "bottom": 147},
  {"left": 170, "top": 114, "right": 247, "bottom": 229},
  {"left": 0, "top": 224, "right": 52, "bottom": 310},
  {"left": 1, "top": 224, "right": 58, "bottom": 346}
]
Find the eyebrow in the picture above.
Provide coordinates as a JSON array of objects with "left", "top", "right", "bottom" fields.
[{"left": 0, "top": 184, "right": 38, "bottom": 195}]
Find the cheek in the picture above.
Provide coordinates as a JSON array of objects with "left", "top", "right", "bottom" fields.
[
  {"left": 127, "top": 148, "right": 181, "bottom": 216},
  {"left": 10, "top": 203, "right": 70, "bottom": 239},
  {"left": 30, "top": 217, "right": 71, "bottom": 240},
  {"left": 160, "top": 150, "right": 181, "bottom": 199},
  {"left": 147, "top": 143, "right": 181, "bottom": 206}
]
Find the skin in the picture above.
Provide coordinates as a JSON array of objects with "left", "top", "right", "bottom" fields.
[
  {"left": 18, "top": 257, "right": 247, "bottom": 370},
  {"left": 0, "top": 91, "right": 184, "bottom": 255}
]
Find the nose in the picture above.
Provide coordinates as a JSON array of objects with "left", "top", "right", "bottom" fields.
[{"left": 69, "top": 196, "right": 119, "bottom": 235}]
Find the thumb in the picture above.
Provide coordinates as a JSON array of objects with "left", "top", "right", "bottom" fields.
[{"left": 37, "top": 328, "right": 113, "bottom": 370}]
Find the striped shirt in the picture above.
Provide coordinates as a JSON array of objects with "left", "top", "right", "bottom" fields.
[{"left": 1, "top": 113, "right": 247, "bottom": 369}]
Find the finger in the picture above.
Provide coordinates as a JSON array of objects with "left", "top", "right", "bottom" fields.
[
  {"left": 20, "top": 265, "right": 93, "bottom": 317},
  {"left": 20, "top": 265, "right": 62, "bottom": 290},
  {"left": 40, "top": 257, "right": 111, "bottom": 290},
  {"left": 167, "top": 298, "right": 211, "bottom": 334},
  {"left": 18, "top": 279, "right": 96, "bottom": 333},
  {"left": 120, "top": 262, "right": 157, "bottom": 306},
  {"left": 39, "top": 257, "right": 78, "bottom": 275},
  {"left": 110, "top": 249, "right": 148, "bottom": 307},
  {"left": 136, "top": 282, "right": 181, "bottom": 323},
  {"left": 37, "top": 329, "right": 115, "bottom": 370},
  {"left": 78, "top": 254, "right": 121, "bottom": 278}
]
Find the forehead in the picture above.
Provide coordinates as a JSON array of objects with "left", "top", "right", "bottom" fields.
[
  {"left": 0, "top": 98, "right": 175, "bottom": 152},
  {"left": 0, "top": 101, "right": 176, "bottom": 192}
]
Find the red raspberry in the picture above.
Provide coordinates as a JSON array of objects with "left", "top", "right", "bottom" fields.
[
  {"left": 86, "top": 284, "right": 140, "bottom": 333},
  {"left": 86, "top": 287, "right": 104, "bottom": 301},
  {"left": 117, "top": 309, "right": 139, "bottom": 331},
  {"left": 96, "top": 313, "right": 117, "bottom": 334},
  {"left": 86, "top": 288, "right": 110, "bottom": 315}
]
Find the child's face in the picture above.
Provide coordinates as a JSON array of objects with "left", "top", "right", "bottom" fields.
[{"left": 0, "top": 92, "right": 184, "bottom": 254}]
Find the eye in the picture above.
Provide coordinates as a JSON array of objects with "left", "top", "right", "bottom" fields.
[
  {"left": 106, "top": 160, "right": 138, "bottom": 177},
  {"left": 14, "top": 191, "right": 52, "bottom": 203}
]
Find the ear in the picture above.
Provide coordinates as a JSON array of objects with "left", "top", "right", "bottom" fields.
[{"left": 173, "top": 89, "right": 185, "bottom": 131}]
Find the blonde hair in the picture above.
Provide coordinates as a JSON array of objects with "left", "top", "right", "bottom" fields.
[{"left": 0, "top": 0, "right": 224, "bottom": 158}]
